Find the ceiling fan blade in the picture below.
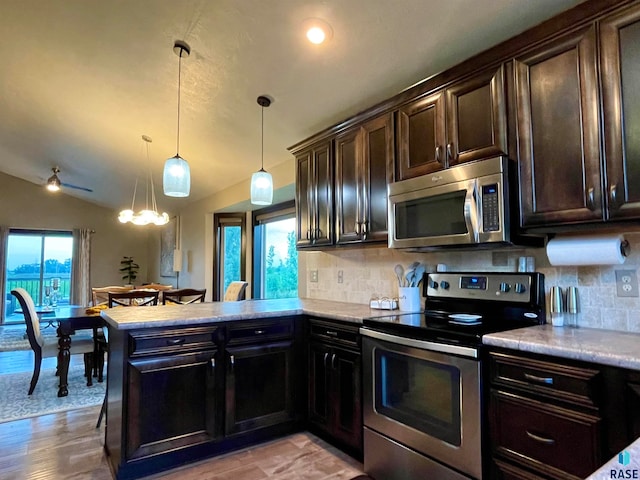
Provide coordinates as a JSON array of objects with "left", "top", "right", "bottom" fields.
[{"left": 61, "top": 182, "right": 93, "bottom": 193}]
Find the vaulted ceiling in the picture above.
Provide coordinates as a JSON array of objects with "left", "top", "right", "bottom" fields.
[{"left": 0, "top": 0, "right": 583, "bottom": 212}]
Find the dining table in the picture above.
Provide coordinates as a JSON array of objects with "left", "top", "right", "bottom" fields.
[{"left": 40, "top": 306, "right": 105, "bottom": 397}]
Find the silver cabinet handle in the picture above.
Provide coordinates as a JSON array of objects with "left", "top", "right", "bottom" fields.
[
  {"left": 362, "top": 220, "right": 368, "bottom": 236},
  {"left": 331, "top": 353, "right": 337, "bottom": 369},
  {"left": 526, "top": 430, "right": 555, "bottom": 445},
  {"left": 435, "top": 146, "right": 442, "bottom": 164},
  {"left": 586, "top": 187, "right": 595, "bottom": 211},
  {"left": 323, "top": 352, "right": 329, "bottom": 368},
  {"left": 254, "top": 329, "right": 266, "bottom": 335},
  {"left": 326, "top": 330, "right": 338, "bottom": 337},
  {"left": 610, "top": 184, "right": 619, "bottom": 209},
  {"left": 230, "top": 355, "right": 235, "bottom": 371},
  {"left": 355, "top": 221, "right": 361, "bottom": 235},
  {"left": 524, "top": 372, "right": 553, "bottom": 385},
  {"left": 446, "top": 142, "right": 455, "bottom": 161},
  {"left": 167, "top": 338, "right": 185, "bottom": 346},
  {"left": 210, "top": 358, "right": 215, "bottom": 368}
]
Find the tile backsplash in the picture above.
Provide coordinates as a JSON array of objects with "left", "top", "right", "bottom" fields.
[{"left": 301, "top": 233, "right": 640, "bottom": 333}]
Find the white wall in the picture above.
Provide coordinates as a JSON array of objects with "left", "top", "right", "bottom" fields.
[{"left": 0, "top": 171, "right": 152, "bottom": 295}]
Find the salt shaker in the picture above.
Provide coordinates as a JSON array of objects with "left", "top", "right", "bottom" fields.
[
  {"left": 566, "top": 286, "right": 579, "bottom": 327},
  {"left": 550, "top": 286, "right": 564, "bottom": 327}
]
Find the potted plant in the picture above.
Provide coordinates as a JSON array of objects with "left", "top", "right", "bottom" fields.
[{"left": 120, "top": 256, "right": 140, "bottom": 286}]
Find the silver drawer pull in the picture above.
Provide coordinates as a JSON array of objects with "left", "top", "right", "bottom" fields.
[
  {"left": 326, "top": 330, "right": 338, "bottom": 337},
  {"left": 524, "top": 373, "right": 553, "bottom": 385},
  {"left": 526, "top": 430, "right": 555, "bottom": 445},
  {"left": 210, "top": 358, "right": 215, "bottom": 368},
  {"left": 167, "top": 338, "right": 185, "bottom": 346},
  {"left": 254, "top": 329, "right": 266, "bottom": 335}
]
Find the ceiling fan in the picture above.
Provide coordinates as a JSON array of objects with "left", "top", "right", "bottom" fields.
[{"left": 46, "top": 166, "right": 93, "bottom": 193}]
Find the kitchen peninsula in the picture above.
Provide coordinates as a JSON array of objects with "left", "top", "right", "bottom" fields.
[{"left": 100, "top": 299, "right": 388, "bottom": 480}]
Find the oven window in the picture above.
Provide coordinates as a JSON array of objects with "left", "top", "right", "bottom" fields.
[
  {"left": 395, "top": 190, "right": 467, "bottom": 239},
  {"left": 375, "top": 349, "right": 461, "bottom": 446}
]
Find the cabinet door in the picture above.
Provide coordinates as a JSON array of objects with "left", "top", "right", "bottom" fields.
[
  {"left": 335, "top": 128, "right": 362, "bottom": 244},
  {"left": 225, "top": 341, "right": 295, "bottom": 436},
  {"left": 397, "top": 91, "right": 446, "bottom": 180},
  {"left": 308, "top": 341, "right": 332, "bottom": 430},
  {"left": 446, "top": 65, "right": 507, "bottom": 166},
  {"left": 601, "top": 5, "right": 640, "bottom": 219},
  {"left": 515, "top": 26, "right": 602, "bottom": 228},
  {"left": 313, "top": 140, "right": 334, "bottom": 246},
  {"left": 329, "top": 347, "right": 362, "bottom": 453},
  {"left": 361, "top": 113, "right": 394, "bottom": 243},
  {"left": 126, "top": 350, "right": 218, "bottom": 460},
  {"left": 295, "top": 150, "right": 313, "bottom": 247}
]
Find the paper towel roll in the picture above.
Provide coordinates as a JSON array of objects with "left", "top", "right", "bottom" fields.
[{"left": 546, "top": 234, "right": 628, "bottom": 266}]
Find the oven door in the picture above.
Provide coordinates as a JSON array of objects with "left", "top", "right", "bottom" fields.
[{"left": 361, "top": 328, "right": 482, "bottom": 480}]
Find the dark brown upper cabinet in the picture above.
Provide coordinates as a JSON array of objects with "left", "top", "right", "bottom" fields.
[
  {"left": 396, "top": 65, "right": 507, "bottom": 181},
  {"left": 515, "top": 25, "right": 602, "bottom": 228},
  {"left": 295, "top": 140, "right": 333, "bottom": 248},
  {"left": 600, "top": 4, "right": 640, "bottom": 220},
  {"left": 335, "top": 113, "right": 394, "bottom": 245}
]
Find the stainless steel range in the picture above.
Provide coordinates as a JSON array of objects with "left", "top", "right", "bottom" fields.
[{"left": 361, "top": 271, "right": 546, "bottom": 480}]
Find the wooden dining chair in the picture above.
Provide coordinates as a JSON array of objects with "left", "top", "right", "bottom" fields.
[
  {"left": 11, "top": 288, "right": 96, "bottom": 395},
  {"left": 92, "top": 285, "right": 134, "bottom": 306},
  {"left": 137, "top": 283, "right": 173, "bottom": 303},
  {"left": 162, "top": 288, "right": 206, "bottom": 305},
  {"left": 107, "top": 290, "right": 160, "bottom": 307},
  {"left": 223, "top": 281, "right": 248, "bottom": 301}
]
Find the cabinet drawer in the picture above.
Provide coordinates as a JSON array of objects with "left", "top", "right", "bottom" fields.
[
  {"left": 226, "top": 318, "right": 294, "bottom": 345},
  {"left": 309, "top": 318, "right": 360, "bottom": 349},
  {"left": 490, "top": 351, "right": 601, "bottom": 408},
  {"left": 129, "top": 326, "right": 218, "bottom": 357},
  {"left": 493, "top": 458, "right": 546, "bottom": 480},
  {"left": 491, "top": 390, "right": 600, "bottom": 480}
]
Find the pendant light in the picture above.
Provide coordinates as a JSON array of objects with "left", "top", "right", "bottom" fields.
[
  {"left": 119, "top": 135, "right": 170, "bottom": 226},
  {"left": 251, "top": 95, "right": 273, "bottom": 205},
  {"left": 163, "top": 40, "right": 191, "bottom": 198}
]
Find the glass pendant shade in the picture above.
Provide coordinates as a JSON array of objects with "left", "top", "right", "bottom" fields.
[
  {"left": 163, "top": 154, "right": 191, "bottom": 197},
  {"left": 251, "top": 169, "right": 273, "bottom": 205}
]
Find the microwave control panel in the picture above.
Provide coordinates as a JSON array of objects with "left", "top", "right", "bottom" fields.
[{"left": 481, "top": 184, "right": 500, "bottom": 231}]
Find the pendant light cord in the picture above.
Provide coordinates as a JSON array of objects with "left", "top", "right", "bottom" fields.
[
  {"left": 261, "top": 104, "right": 264, "bottom": 171},
  {"left": 176, "top": 49, "right": 183, "bottom": 155}
]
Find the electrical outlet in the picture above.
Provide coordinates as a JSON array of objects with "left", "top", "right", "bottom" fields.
[
  {"left": 337, "top": 270, "right": 343, "bottom": 283},
  {"left": 310, "top": 270, "right": 318, "bottom": 283},
  {"left": 615, "top": 269, "right": 638, "bottom": 297}
]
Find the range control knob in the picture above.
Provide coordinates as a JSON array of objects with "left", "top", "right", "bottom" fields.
[
  {"left": 514, "top": 283, "right": 527, "bottom": 294},
  {"left": 440, "top": 281, "right": 450, "bottom": 290},
  {"left": 499, "top": 282, "right": 511, "bottom": 293},
  {"left": 429, "top": 280, "right": 438, "bottom": 289}
]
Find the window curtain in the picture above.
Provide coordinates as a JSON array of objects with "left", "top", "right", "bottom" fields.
[
  {"left": 71, "top": 228, "right": 92, "bottom": 306},
  {"left": 0, "top": 226, "right": 8, "bottom": 323}
]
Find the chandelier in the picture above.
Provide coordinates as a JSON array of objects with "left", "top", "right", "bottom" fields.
[{"left": 119, "top": 135, "right": 170, "bottom": 226}]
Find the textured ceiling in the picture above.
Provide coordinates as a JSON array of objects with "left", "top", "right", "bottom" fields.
[{"left": 0, "top": 0, "right": 583, "bottom": 213}]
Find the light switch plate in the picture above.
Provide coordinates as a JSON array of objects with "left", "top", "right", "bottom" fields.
[
  {"left": 615, "top": 269, "right": 638, "bottom": 297},
  {"left": 310, "top": 270, "right": 318, "bottom": 283}
]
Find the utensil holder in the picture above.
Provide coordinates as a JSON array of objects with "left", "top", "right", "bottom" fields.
[{"left": 398, "top": 287, "right": 421, "bottom": 312}]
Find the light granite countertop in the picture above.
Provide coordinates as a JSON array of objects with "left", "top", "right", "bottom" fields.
[
  {"left": 586, "top": 436, "right": 640, "bottom": 479},
  {"left": 483, "top": 324, "right": 640, "bottom": 370},
  {"left": 101, "top": 298, "right": 398, "bottom": 330}
]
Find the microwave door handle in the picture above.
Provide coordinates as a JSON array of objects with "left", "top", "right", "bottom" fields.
[{"left": 463, "top": 183, "right": 480, "bottom": 243}]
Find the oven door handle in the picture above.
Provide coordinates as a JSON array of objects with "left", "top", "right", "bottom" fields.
[{"left": 360, "top": 328, "right": 478, "bottom": 359}]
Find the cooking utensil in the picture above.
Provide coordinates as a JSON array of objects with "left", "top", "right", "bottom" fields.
[
  {"left": 413, "top": 263, "right": 426, "bottom": 287},
  {"left": 394, "top": 264, "right": 405, "bottom": 287},
  {"left": 405, "top": 268, "right": 415, "bottom": 287}
]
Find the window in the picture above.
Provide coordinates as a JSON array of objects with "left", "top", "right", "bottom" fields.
[
  {"left": 253, "top": 201, "right": 298, "bottom": 299},
  {"left": 4, "top": 230, "right": 74, "bottom": 324},
  {"left": 214, "top": 213, "right": 246, "bottom": 301}
]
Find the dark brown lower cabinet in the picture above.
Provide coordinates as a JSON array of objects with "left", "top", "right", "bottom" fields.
[
  {"left": 225, "top": 340, "right": 296, "bottom": 436},
  {"left": 489, "top": 349, "right": 638, "bottom": 480},
  {"left": 105, "top": 318, "right": 303, "bottom": 480},
  {"left": 308, "top": 319, "right": 362, "bottom": 456}
]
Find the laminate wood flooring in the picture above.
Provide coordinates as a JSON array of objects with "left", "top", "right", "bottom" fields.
[{"left": 0, "top": 350, "right": 366, "bottom": 480}]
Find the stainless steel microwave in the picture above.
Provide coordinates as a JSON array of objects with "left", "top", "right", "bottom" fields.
[{"left": 388, "top": 157, "right": 511, "bottom": 249}]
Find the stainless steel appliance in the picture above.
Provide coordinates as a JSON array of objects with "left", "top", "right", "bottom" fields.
[
  {"left": 361, "top": 271, "right": 546, "bottom": 480},
  {"left": 388, "top": 156, "right": 511, "bottom": 249}
]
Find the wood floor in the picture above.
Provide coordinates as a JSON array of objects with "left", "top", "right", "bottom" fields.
[{"left": 0, "top": 350, "right": 365, "bottom": 480}]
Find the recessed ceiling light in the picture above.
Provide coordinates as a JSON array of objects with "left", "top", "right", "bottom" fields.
[{"left": 303, "top": 18, "right": 333, "bottom": 45}]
